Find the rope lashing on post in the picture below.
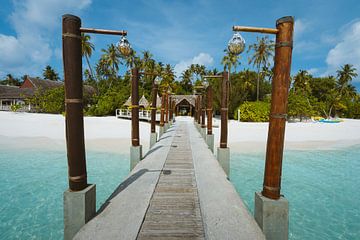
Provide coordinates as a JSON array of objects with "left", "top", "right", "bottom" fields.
[
  {"left": 65, "top": 98, "right": 83, "bottom": 104},
  {"left": 69, "top": 173, "right": 87, "bottom": 182},
  {"left": 275, "top": 41, "right": 293, "bottom": 48},
  {"left": 270, "top": 113, "right": 288, "bottom": 119},
  {"left": 128, "top": 105, "right": 139, "bottom": 109},
  {"left": 62, "top": 33, "right": 82, "bottom": 39}
]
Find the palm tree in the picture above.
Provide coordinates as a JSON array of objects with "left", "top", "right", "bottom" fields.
[
  {"left": 336, "top": 64, "right": 358, "bottom": 95},
  {"left": 293, "top": 70, "right": 311, "bottom": 95},
  {"left": 221, "top": 49, "right": 240, "bottom": 73},
  {"left": 247, "top": 36, "right": 274, "bottom": 101},
  {"left": 42, "top": 65, "right": 60, "bottom": 81},
  {"left": 160, "top": 64, "right": 175, "bottom": 92},
  {"left": 101, "top": 44, "right": 121, "bottom": 76},
  {"left": 81, "top": 33, "right": 95, "bottom": 79}
]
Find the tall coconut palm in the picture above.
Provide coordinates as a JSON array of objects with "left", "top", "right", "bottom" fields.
[
  {"left": 247, "top": 36, "right": 274, "bottom": 101},
  {"left": 160, "top": 64, "right": 175, "bottom": 92},
  {"left": 100, "top": 44, "right": 122, "bottom": 89},
  {"left": 221, "top": 49, "right": 240, "bottom": 73},
  {"left": 336, "top": 64, "right": 358, "bottom": 95},
  {"left": 101, "top": 44, "right": 121, "bottom": 76},
  {"left": 293, "top": 70, "right": 311, "bottom": 95},
  {"left": 81, "top": 33, "right": 95, "bottom": 79}
]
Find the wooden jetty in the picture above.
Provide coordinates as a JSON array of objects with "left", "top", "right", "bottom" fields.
[{"left": 74, "top": 118, "right": 265, "bottom": 240}]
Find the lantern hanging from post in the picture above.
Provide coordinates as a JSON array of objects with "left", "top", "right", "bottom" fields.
[
  {"left": 228, "top": 32, "right": 246, "bottom": 55},
  {"left": 118, "top": 36, "right": 132, "bottom": 56}
]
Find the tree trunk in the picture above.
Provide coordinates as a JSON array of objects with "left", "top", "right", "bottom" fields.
[{"left": 85, "top": 55, "right": 94, "bottom": 79}]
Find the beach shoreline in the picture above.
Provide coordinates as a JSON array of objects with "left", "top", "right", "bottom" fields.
[{"left": 1, "top": 112, "right": 360, "bottom": 154}]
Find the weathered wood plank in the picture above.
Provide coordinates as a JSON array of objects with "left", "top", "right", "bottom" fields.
[{"left": 137, "top": 124, "right": 205, "bottom": 240}]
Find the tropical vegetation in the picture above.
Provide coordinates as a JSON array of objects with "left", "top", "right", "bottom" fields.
[{"left": 1, "top": 35, "right": 359, "bottom": 121}]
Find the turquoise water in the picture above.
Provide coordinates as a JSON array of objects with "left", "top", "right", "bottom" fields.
[
  {"left": 231, "top": 145, "right": 360, "bottom": 240},
  {"left": 0, "top": 148, "right": 129, "bottom": 239},
  {"left": 1, "top": 144, "right": 359, "bottom": 239}
]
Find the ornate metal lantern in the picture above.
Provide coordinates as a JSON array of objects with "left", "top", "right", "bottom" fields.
[
  {"left": 118, "top": 36, "right": 132, "bottom": 56},
  {"left": 228, "top": 32, "right": 245, "bottom": 55}
]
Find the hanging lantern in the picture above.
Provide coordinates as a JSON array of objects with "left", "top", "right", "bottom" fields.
[
  {"left": 117, "top": 35, "right": 132, "bottom": 56},
  {"left": 228, "top": 32, "right": 245, "bottom": 55}
]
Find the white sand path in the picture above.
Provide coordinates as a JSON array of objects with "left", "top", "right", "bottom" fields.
[{"left": 0, "top": 112, "right": 359, "bottom": 154}]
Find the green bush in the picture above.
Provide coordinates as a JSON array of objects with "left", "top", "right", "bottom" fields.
[
  {"left": 87, "top": 90, "right": 126, "bottom": 116},
  {"left": 234, "top": 101, "right": 270, "bottom": 122},
  {"left": 10, "top": 104, "right": 22, "bottom": 112}
]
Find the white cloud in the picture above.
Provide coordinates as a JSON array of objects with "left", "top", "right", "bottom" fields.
[
  {"left": 294, "top": 19, "right": 307, "bottom": 39},
  {"left": 325, "top": 20, "right": 360, "bottom": 81},
  {"left": 174, "top": 53, "right": 214, "bottom": 79},
  {"left": 0, "top": 0, "right": 91, "bottom": 77},
  {"left": 307, "top": 68, "right": 319, "bottom": 75}
]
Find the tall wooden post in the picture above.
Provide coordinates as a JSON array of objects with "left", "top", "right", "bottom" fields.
[
  {"left": 160, "top": 92, "right": 165, "bottom": 127},
  {"left": 197, "top": 95, "right": 201, "bottom": 125},
  {"left": 63, "top": 14, "right": 87, "bottom": 191},
  {"left": 201, "top": 93, "right": 206, "bottom": 128},
  {"left": 165, "top": 92, "right": 169, "bottom": 124},
  {"left": 131, "top": 68, "right": 140, "bottom": 147},
  {"left": 150, "top": 81, "right": 158, "bottom": 133},
  {"left": 194, "top": 97, "right": 198, "bottom": 121},
  {"left": 169, "top": 95, "right": 173, "bottom": 122},
  {"left": 262, "top": 17, "right": 294, "bottom": 200},
  {"left": 220, "top": 71, "right": 229, "bottom": 148},
  {"left": 207, "top": 86, "right": 213, "bottom": 135}
]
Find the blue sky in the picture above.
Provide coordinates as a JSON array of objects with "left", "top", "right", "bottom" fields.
[{"left": 0, "top": 0, "right": 360, "bottom": 89}]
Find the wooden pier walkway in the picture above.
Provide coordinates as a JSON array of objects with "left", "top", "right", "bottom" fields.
[
  {"left": 75, "top": 117, "right": 265, "bottom": 240},
  {"left": 137, "top": 124, "right": 205, "bottom": 239}
]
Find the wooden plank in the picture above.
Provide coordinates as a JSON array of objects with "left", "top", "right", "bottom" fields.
[{"left": 137, "top": 124, "right": 205, "bottom": 240}]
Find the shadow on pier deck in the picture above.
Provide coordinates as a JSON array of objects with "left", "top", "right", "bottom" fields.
[{"left": 74, "top": 118, "right": 265, "bottom": 240}]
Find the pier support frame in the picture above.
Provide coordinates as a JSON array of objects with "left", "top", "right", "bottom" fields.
[
  {"left": 64, "top": 184, "right": 96, "bottom": 240},
  {"left": 201, "top": 127, "right": 207, "bottom": 139},
  {"left": 159, "top": 126, "right": 165, "bottom": 138},
  {"left": 254, "top": 192, "right": 288, "bottom": 240},
  {"left": 206, "top": 134, "right": 214, "bottom": 152},
  {"left": 130, "top": 145, "right": 142, "bottom": 171},
  {"left": 217, "top": 147, "right": 230, "bottom": 176},
  {"left": 150, "top": 132, "right": 157, "bottom": 148}
]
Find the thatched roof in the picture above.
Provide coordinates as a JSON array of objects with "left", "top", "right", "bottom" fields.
[
  {"left": 0, "top": 85, "right": 34, "bottom": 99},
  {"left": 124, "top": 96, "right": 132, "bottom": 106},
  {"left": 156, "top": 94, "right": 162, "bottom": 108},
  {"left": 172, "top": 95, "right": 196, "bottom": 107},
  {"left": 139, "top": 95, "right": 149, "bottom": 108}
]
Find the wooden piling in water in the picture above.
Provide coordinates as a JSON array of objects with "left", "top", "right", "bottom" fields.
[
  {"left": 131, "top": 68, "right": 140, "bottom": 147},
  {"left": 262, "top": 16, "right": 294, "bottom": 200},
  {"left": 62, "top": 14, "right": 87, "bottom": 191}
]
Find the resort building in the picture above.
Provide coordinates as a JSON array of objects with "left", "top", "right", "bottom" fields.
[
  {"left": 172, "top": 95, "right": 196, "bottom": 116},
  {"left": 0, "top": 76, "right": 95, "bottom": 112}
]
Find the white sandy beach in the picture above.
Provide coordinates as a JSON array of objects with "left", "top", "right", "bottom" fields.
[{"left": 0, "top": 111, "right": 359, "bottom": 154}]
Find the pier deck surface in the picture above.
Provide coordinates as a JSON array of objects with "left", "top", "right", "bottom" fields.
[
  {"left": 75, "top": 117, "right": 265, "bottom": 240},
  {"left": 137, "top": 123, "right": 205, "bottom": 239}
]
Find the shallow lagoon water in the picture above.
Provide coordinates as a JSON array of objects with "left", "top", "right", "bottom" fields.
[
  {"left": 1, "top": 144, "right": 359, "bottom": 239},
  {"left": 230, "top": 145, "right": 360, "bottom": 240},
  {"left": 0, "top": 148, "right": 129, "bottom": 239}
]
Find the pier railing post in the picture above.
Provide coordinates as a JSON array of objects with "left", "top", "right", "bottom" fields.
[
  {"left": 217, "top": 71, "right": 230, "bottom": 176},
  {"left": 254, "top": 16, "right": 294, "bottom": 240},
  {"left": 130, "top": 68, "right": 142, "bottom": 170},
  {"left": 206, "top": 85, "right": 214, "bottom": 152},
  {"left": 169, "top": 95, "right": 173, "bottom": 124},
  {"left": 62, "top": 14, "right": 96, "bottom": 240},
  {"left": 201, "top": 92, "right": 206, "bottom": 138},
  {"left": 164, "top": 92, "right": 169, "bottom": 130},
  {"left": 150, "top": 80, "right": 158, "bottom": 148},
  {"left": 159, "top": 92, "right": 165, "bottom": 137}
]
